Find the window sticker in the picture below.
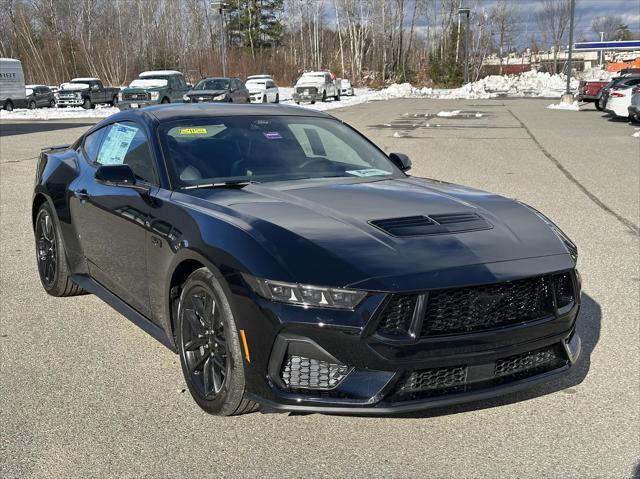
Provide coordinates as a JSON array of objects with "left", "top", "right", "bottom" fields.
[
  {"left": 98, "top": 124, "right": 137, "bottom": 165},
  {"left": 346, "top": 168, "right": 392, "bottom": 177},
  {"left": 179, "top": 127, "right": 208, "bottom": 135},
  {"left": 263, "top": 131, "right": 283, "bottom": 140}
]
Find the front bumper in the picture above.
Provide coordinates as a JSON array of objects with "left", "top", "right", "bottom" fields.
[
  {"left": 230, "top": 267, "right": 582, "bottom": 414},
  {"left": 56, "top": 97, "right": 84, "bottom": 106},
  {"left": 293, "top": 91, "right": 323, "bottom": 102},
  {"left": 119, "top": 101, "right": 159, "bottom": 110}
]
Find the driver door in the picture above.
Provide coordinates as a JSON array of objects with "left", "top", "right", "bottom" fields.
[{"left": 72, "top": 121, "right": 159, "bottom": 317}]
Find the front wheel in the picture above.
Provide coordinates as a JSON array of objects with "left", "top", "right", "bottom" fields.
[
  {"left": 4, "top": 100, "right": 13, "bottom": 111},
  {"left": 82, "top": 98, "right": 92, "bottom": 109},
  {"left": 275, "top": 94, "right": 279, "bottom": 104},
  {"left": 28, "top": 100, "right": 36, "bottom": 109},
  {"left": 177, "top": 268, "right": 258, "bottom": 416},
  {"left": 161, "top": 97, "right": 170, "bottom": 104},
  {"left": 321, "top": 90, "right": 327, "bottom": 102},
  {"left": 35, "top": 203, "right": 85, "bottom": 296},
  {"left": 595, "top": 100, "right": 603, "bottom": 111},
  {"left": 49, "top": 99, "right": 56, "bottom": 108}
]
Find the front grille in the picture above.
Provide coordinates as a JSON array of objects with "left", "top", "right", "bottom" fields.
[
  {"left": 389, "top": 344, "right": 567, "bottom": 402},
  {"left": 123, "top": 92, "right": 149, "bottom": 101},
  {"left": 377, "top": 295, "right": 417, "bottom": 335},
  {"left": 494, "top": 345, "right": 566, "bottom": 381},
  {"left": 281, "top": 354, "right": 350, "bottom": 391},
  {"left": 376, "top": 274, "right": 574, "bottom": 338},
  {"left": 421, "top": 276, "right": 554, "bottom": 336},
  {"left": 296, "top": 86, "right": 317, "bottom": 95}
]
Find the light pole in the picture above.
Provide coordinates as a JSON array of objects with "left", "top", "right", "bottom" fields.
[
  {"left": 211, "top": 1, "right": 227, "bottom": 77},
  {"left": 564, "top": 0, "right": 576, "bottom": 98},
  {"left": 458, "top": 7, "right": 471, "bottom": 84},
  {"left": 599, "top": 31, "right": 604, "bottom": 68}
]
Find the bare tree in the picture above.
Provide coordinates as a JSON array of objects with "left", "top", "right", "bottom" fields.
[
  {"left": 592, "top": 15, "right": 623, "bottom": 41},
  {"left": 536, "top": 0, "right": 571, "bottom": 74},
  {"left": 490, "top": 0, "right": 519, "bottom": 74}
]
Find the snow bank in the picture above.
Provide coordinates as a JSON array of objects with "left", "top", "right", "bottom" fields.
[
  {"left": 0, "top": 105, "right": 119, "bottom": 120},
  {"left": 437, "top": 110, "right": 461, "bottom": 117},
  {"left": 633, "top": 130, "right": 640, "bottom": 138},
  {"left": 547, "top": 101, "right": 580, "bottom": 111},
  {"left": 129, "top": 78, "right": 167, "bottom": 88}
]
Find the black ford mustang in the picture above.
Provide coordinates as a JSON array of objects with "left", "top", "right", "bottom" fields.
[{"left": 33, "top": 104, "right": 581, "bottom": 416}]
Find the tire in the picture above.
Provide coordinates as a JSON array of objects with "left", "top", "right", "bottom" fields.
[
  {"left": 334, "top": 92, "right": 340, "bottom": 101},
  {"left": 49, "top": 99, "right": 56, "bottom": 108},
  {"left": 595, "top": 100, "right": 603, "bottom": 111},
  {"left": 275, "top": 94, "right": 279, "bottom": 104},
  {"left": 4, "top": 100, "right": 13, "bottom": 111},
  {"left": 111, "top": 96, "right": 118, "bottom": 107},
  {"left": 262, "top": 95, "right": 267, "bottom": 103},
  {"left": 310, "top": 100, "right": 315, "bottom": 105},
  {"left": 34, "top": 203, "right": 85, "bottom": 297},
  {"left": 295, "top": 101, "right": 300, "bottom": 105},
  {"left": 321, "top": 90, "right": 327, "bottom": 102},
  {"left": 177, "top": 268, "right": 258, "bottom": 416},
  {"left": 28, "top": 100, "right": 36, "bottom": 109},
  {"left": 82, "top": 98, "right": 92, "bottom": 109},
  {"left": 161, "top": 97, "right": 170, "bottom": 104}
]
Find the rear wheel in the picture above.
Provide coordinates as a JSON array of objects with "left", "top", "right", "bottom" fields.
[
  {"left": 49, "top": 99, "right": 56, "bottom": 108},
  {"left": 4, "top": 100, "right": 13, "bottom": 111},
  {"left": 28, "top": 100, "right": 36, "bottom": 109},
  {"left": 275, "top": 94, "right": 279, "bottom": 104},
  {"left": 595, "top": 100, "right": 603, "bottom": 111},
  {"left": 111, "top": 95, "right": 118, "bottom": 106},
  {"left": 321, "top": 90, "right": 327, "bottom": 102},
  {"left": 177, "top": 268, "right": 258, "bottom": 416},
  {"left": 35, "top": 203, "right": 85, "bottom": 297},
  {"left": 161, "top": 97, "right": 170, "bottom": 104}
]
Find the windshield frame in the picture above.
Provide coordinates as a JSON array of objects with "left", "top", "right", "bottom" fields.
[
  {"left": 157, "top": 115, "right": 405, "bottom": 191},
  {"left": 194, "top": 78, "right": 230, "bottom": 91}
]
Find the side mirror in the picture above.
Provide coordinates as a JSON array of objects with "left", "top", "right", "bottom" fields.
[
  {"left": 95, "top": 164, "right": 150, "bottom": 195},
  {"left": 389, "top": 152, "right": 412, "bottom": 172}
]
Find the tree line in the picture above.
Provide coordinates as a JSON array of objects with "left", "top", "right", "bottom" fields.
[{"left": 0, "top": 0, "right": 631, "bottom": 88}]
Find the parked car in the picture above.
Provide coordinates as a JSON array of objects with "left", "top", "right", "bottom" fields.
[
  {"left": 603, "top": 76, "right": 640, "bottom": 119},
  {"left": 293, "top": 71, "right": 341, "bottom": 104},
  {"left": 340, "top": 79, "right": 354, "bottom": 96},
  {"left": 576, "top": 80, "right": 608, "bottom": 110},
  {"left": 119, "top": 70, "right": 190, "bottom": 110},
  {"left": 183, "top": 77, "right": 249, "bottom": 103},
  {"left": 56, "top": 78, "right": 119, "bottom": 109},
  {"left": 25, "top": 85, "right": 56, "bottom": 109},
  {"left": 628, "top": 86, "right": 640, "bottom": 122},
  {"left": 246, "top": 76, "right": 279, "bottom": 103},
  {"left": 598, "top": 74, "right": 640, "bottom": 111},
  {"left": 0, "top": 57, "right": 27, "bottom": 111},
  {"left": 33, "top": 103, "right": 581, "bottom": 416}
]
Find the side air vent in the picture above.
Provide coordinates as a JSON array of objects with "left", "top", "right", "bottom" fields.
[{"left": 370, "top": 213, "right": 492, "bottom": 237}]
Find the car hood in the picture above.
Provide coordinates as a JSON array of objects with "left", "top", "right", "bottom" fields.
[
  {"left": 177, "top": 177, "right": 573, "bottom": 291},
  {"left": 186, "top": 89, "right": 227, "bottom": 97}
]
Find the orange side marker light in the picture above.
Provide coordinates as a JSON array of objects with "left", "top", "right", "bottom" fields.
[{"left": 239, "top": 329, "right": 251, "bottom": 363}]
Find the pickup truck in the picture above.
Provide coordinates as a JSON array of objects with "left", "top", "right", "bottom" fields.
[
  {"left": 576, "top": 80, "right": 609, "bottom": 110},
  {"left": 119, "top": 70, "right": 190, "bottom": 110},
  {"left": 293, "top": 71, "right": 341, "bottom": 104},
  {"left": 56, "top": 78, "right": 119, "bottom": 109}
]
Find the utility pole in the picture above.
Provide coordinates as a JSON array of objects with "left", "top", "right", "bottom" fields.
[
  {"left": 459, "top": 7, "right": 471, "bottom": 84},
  {"left": 211, "top": 2, "right": 227, "bottom": 76},
  {"left": 564, "top": 0, "right": 576, "bottom": 97},
  {"left": 599, "top": 31, "right": 604, "bottom": 68}
]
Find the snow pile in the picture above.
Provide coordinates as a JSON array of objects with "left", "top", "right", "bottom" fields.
[
  {"left": 579, "top": 67, "right": 613, "bottom": 81},
  {"left": 0, "top": 105, "right": 119, "bottom": 120},
  {"left": 59, "top": 82, "right": 89, "bottom": 91},
  {"left": 633, "top": 130, "right": 640, "bottom": 138},
  {"left": 547, "top": 101, "right": 581, "bottom": 111},
  {"left": 437, "top": 110, "right": 461, "bottom": 117},
  {"left": 129, "top": 78, "right": 168, "bottom": 88}
]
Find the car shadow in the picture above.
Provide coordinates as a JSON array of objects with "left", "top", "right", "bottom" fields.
[
  {"left": 633, "top": 461, "right": 640, "bottom": 479},
  {"left": 291, "top": 292, "right": 600, "bottom": 419},
  {"left": 0, "top": 121, "right": 95, "bottom": 137}
]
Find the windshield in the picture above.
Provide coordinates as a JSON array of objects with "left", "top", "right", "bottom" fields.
[
  {"left": 159, "top": 116, "right": 402, "bottom": 188},
  {"left": 194, "top": 79, "right": 229, "bottom": 91},
  {"left": 246, "top": 81, "right": 266, "bottom": 87}
]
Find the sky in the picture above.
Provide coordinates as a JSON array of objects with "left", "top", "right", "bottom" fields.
[{"left": 447, "top": 0, "right": 640, "bottom": 49}]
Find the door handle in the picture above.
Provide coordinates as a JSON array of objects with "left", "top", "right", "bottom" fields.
[{"left": 73, "top": 188, "right": 89, "bottom": 200}]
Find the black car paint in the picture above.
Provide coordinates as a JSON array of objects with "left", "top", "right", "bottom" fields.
[
  {"left": 26, "top": 86, "right": 56, "bottom": 108},
  {"left": 184, "top": 77, "right": 250, "bottom": 103},
  {"left": 33, "top": 103, "right": 581, "bottom": 413}
]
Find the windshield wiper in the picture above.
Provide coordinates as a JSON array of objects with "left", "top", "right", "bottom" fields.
[{"left": 182, "top": 180, "right": 260, "bottom": 190}]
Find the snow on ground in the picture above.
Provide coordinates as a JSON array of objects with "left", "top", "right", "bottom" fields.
[
  {"left": 0, "top": 71, "right": 589, "bottom": 120},
  {"left": 547, "top": 101, "right": 581, "bottom": 111},
  {"left": 633, "top": 130, "right": 640, "bottom": 138}
]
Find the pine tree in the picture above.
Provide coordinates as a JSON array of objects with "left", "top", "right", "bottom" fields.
[{"left": 226, "top": 0, "right": 284, "bottom": 55}]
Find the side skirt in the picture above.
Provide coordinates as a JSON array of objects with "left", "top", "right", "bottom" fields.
[{"left": 71, "top": 274, "right": 176, "bottom": 352}]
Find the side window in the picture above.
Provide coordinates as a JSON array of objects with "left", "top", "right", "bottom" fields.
[
  {"left": 325, "top": 74, "right": 331, "bottom": 83},
  {"left": 82, "top": 128, "right": 107, "bottom": 162},
  {"left": 178, "top": 76, "right": 187, "bottom": 89},
  {"left": 266, "top": 80, "right": 275, "bottom": 89},
  {"left": 96, "top": 122, "right": 158, "bottom": 184}
]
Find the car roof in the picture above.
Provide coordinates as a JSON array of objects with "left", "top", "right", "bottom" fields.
[
  {"left": 104, "top": 103, "right": 334, "bottom": 125},
  {"left": 72, "top": 77, "right": 99, "bottom": 82},
  {"left": 140, "top": 70, "right": 182, "bottom": 77}
]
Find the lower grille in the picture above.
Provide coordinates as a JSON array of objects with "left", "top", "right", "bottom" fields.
[
  {"left": 494, "top": 345, "right": 566, "bottom": 382},
  {"left": 389, "top": 344, "right": 567, "bottom": 402},
  {"left": 296, "top": 86, "right": 317, "bottom": 95},
  {"left": 123, "top": 92, "right": 149, "bottom": 101},
  {"left": 281, "top": 354, "right": 350, "bottom": 391},
  {"left": 377, "top": 295, "right": 417, "bottom": 335}
]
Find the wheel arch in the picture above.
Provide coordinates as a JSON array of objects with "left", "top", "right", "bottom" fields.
[{"left": 32, "top": 193, "right": 50, "bottom": 229}]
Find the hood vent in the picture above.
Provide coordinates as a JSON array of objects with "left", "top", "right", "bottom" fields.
[{"left": 370, "top": 213, "right": 492, "bottom": 237}]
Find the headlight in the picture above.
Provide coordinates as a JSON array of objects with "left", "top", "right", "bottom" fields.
[
  {"left": 519, "top": 202, "right": 578, "bottom": 261},
  {"left": 213, "top": 93, "right": 227, "bottom": 101},
  {"left": 183, "top": 94, "right": 190, "bottom": 102},
  {"left": 242, "top": 274, "right": 366, "bottom": 310},
  {"left": 150, "top": 91, "right": 160, "bottom": 101},
  {"left": 75, "top": 92, "right": 82, "bottom": 99}
]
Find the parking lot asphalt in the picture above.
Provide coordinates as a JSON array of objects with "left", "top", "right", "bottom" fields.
[{"left": 1, "top": 99, "right": 638, "bottom": 478}]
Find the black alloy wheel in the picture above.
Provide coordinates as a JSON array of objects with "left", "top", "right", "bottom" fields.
[
  {"left": 177, "top": 268, "right": 258, "bottom": 415},
  {"left": 49, "top": 99, "right": 56, "bottom": 108},
  {"left": 36, "top": 208, "right": 57, "bottom": 288},
  {"left": 28, "top": 100, "right": 36, "bottom": 109}
]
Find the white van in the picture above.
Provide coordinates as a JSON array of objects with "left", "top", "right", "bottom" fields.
[{"left": 0, "top": 58, "right": 27, "bottom": 111}]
